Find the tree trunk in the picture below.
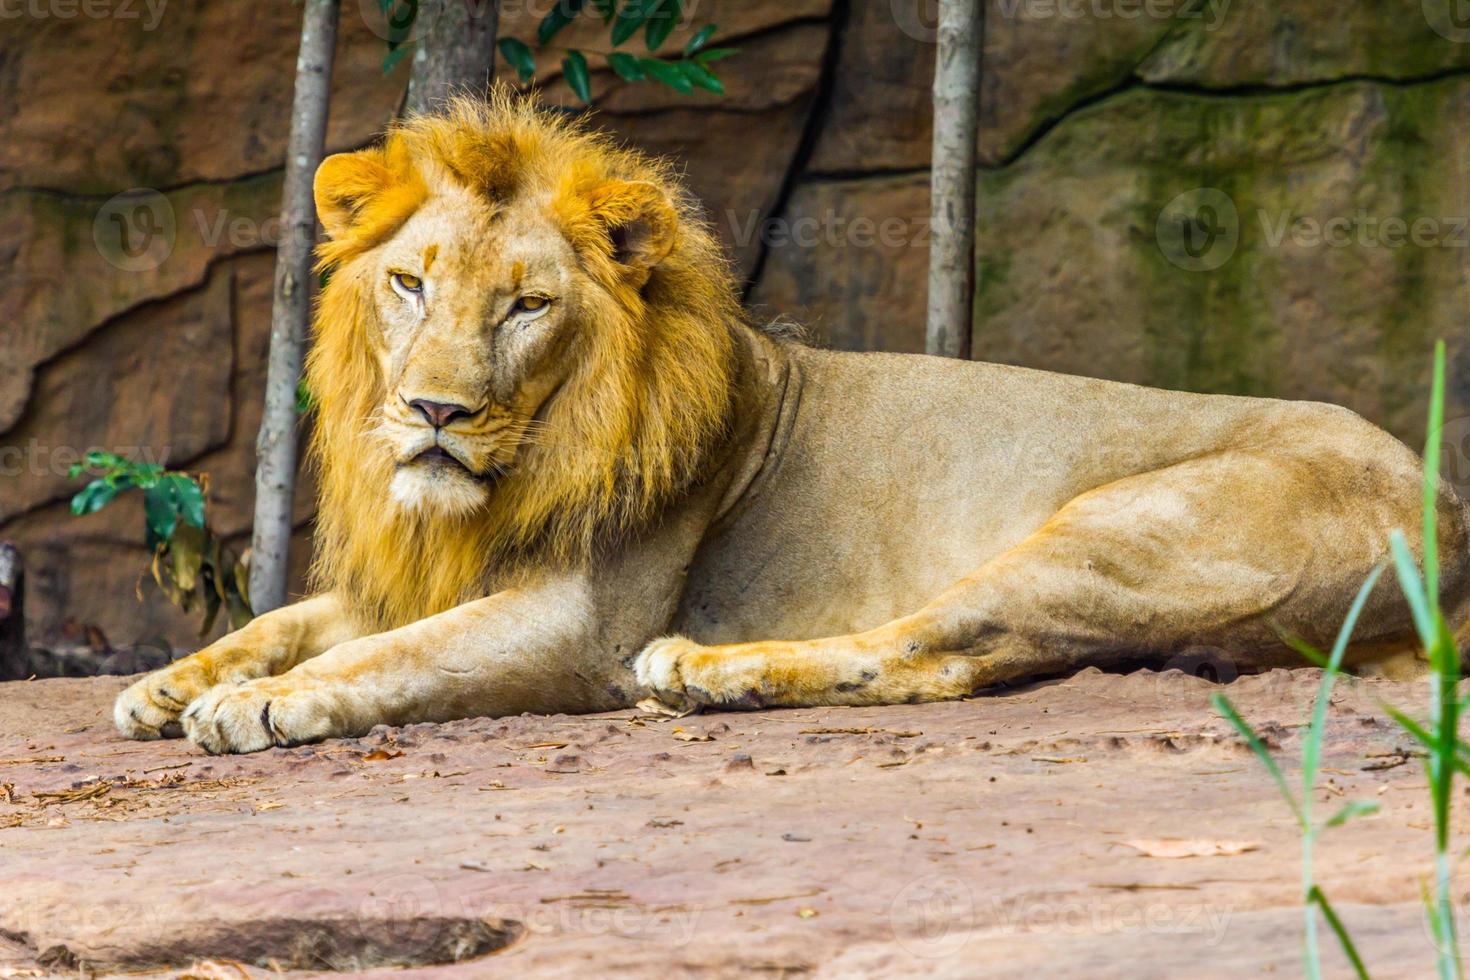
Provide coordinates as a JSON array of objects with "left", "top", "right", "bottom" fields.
[
  {"left": 0, "top": 543, "right": 24, "bottom": 678},
  {"left": 925, "top": 0, "right": 983, "bottom": 359},
  {"left": 250, "top": 0, "right": 340, "bottom": 615},
  {"left": 404, "top": 0, "right": 499, "bottom": 116}
]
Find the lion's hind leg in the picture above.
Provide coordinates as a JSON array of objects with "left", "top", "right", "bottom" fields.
[{"left": 636, "top": 449, "right": 1414, "bottom": 711}]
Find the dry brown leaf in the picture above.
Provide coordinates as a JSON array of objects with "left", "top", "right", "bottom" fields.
[
  {"left": 361, "top": 749, "right": 404, "bottom": 762},
  {"left": 672, "top": 729, "right": 714, "bottom": 743},
  {"left": 254, "top": 801, "right": 285, "bottom": 812},
  {"left": 635, "top": 697, "right": 701, "bottom": 719},
  {"left": 1122, "top": 838, "right": 1260, "bottom": 859},
  {"left": 526, "top": 741, "right": 570, "bottom": 750}
]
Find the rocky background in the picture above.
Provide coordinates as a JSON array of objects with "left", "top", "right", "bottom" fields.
[{"left": 3, "top": 0, "right": 1469, "bottom": 659}]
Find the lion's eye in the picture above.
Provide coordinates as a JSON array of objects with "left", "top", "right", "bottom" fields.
[
  {"left": 391, "top": 272, "right": 423, "bottom": 295},
  {"left": 513, "top": 295, "right": 551, "bottom": 316}
]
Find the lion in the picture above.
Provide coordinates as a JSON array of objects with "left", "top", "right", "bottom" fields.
[{"left": 114, "top": 93, "right": 1470, "bottom": 754}]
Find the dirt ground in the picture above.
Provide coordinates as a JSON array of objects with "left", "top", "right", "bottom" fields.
[{"left": 0, "top": 667, "right": 1459, "bottom": 978}]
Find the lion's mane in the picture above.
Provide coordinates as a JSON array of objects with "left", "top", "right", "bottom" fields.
[{"left": 304, "top": 92, "right": 744, "bottom": 632}]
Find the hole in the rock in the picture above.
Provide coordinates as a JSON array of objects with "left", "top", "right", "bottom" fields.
[{"left": 66, "top": 915, "right": 523, "bottom": 973}]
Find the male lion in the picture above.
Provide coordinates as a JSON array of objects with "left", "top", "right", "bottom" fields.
[{"left": 115, "top": 95, "right": 1470, "bottom": 754}]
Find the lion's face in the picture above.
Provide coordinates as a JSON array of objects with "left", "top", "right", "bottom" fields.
[
  {"left": 313, "top": 129, "right": 681, "bottom": 519},
  {"left": 303, "top": 96, "right": 740, "bottom": 628},
  {"left": 366, "top": 186, "right": 583, "bottom": 515}
]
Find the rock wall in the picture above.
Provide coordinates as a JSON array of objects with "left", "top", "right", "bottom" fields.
[{"left": 2, "top": 0, "right": 1467, "bottom": 652}]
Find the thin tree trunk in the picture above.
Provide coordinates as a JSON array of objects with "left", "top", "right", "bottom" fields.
[
  {"left": 250, "top": 0, "right": 340, "bottom": 615},
  {"left": 925, "top": 0, "right": 983, "bottom": 359},
  {"left": 405, "top": 0, "right": 499, "bottom": 116},
  {"left": 0, "top": 543, "right": 24, "bottom": 678}
]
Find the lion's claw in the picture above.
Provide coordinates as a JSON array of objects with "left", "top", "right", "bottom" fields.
[{"left": 182, "top": 677, "right": 334, "bottom": 754}]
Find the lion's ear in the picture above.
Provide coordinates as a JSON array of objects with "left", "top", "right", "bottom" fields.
[
  {"left": 314, "top": 149, "right": 396, "bottom": 240},
  {"left": 584, "top": 180, "right": 678, "bottom": 283}
]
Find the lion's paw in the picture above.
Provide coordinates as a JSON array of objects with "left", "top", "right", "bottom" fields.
[
  {"left": 114, "top": 658, "right": 218, "bottom": 740},
  {"left": 633, "top": 636, "right": 705, "bottom": 710},
  {"left": 182, "top": 677, "right": 335, "bottom": 755}
]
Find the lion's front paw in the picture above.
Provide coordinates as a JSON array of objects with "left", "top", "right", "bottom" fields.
[
  {"left": 114, "top": 658, "right": 218, "bottom": 740},
  {"left": 181, "top": 677, "right": 336, "bottom": 754}
]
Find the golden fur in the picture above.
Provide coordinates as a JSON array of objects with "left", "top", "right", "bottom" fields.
[
  {"left": 114, "top": 93, "right": 1470, "bottom": 755},
  {"left": 305, "top": 94, "right": 740, "bottom": 632}
]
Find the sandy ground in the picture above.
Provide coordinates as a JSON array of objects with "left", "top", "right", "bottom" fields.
[{"left": 0, "top": 667, "right": 1458, "bottom": 977}]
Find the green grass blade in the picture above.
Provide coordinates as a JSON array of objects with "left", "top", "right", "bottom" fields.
[
  {"left": 1212, "top": 691, "right": 1305, "bottom": 826},
  {"left": 1302, "top": 564, "right": 1387, "bottom": 795},
  {"left": 1325, "top": 799, "right": 1380, "bottom": 828},
  {"left": 1309, "top": 886, "right": 1372, "bottom": 980},
  {"left": 1383, "top": 703, "right": 1470, "bottom": 778},
  {"left": 1391, "top": 531, "right": 1437, "bottom": 650},
  {"left": 1423, "top": 339, "right": 1446, "bottom": 610}
]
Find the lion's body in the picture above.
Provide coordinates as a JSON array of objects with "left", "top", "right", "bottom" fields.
[{"left": 114, "top": 95, "right": 1470, "bottom": 753}]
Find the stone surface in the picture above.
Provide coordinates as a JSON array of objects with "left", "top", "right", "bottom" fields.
[
  {"left": 748, "top": 173, "right": 931, "bottom": 352},
  {"left": 972, "top": 78, "right": 1470, "bottom": 457},
  {"left": 0, "top": 668, "right": 1458, "bottom": 975}
]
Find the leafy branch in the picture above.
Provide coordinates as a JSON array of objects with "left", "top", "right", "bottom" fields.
[
  {"left": 69, "top": 452, "right": 253, "bottom": 638},
  {"left": 380, "top": 0, "right": 737, "bottom": 103}
]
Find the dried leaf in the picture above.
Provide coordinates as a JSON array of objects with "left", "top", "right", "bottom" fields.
[
  {"left": 672, "top": 729, "right": 714, "bottom": 743},
  {"left": 362, "top": 749, "right": 404, "bottom": 762},
  {"left": 1122, "top": 838, "right": 1260, "bottom": 859}
]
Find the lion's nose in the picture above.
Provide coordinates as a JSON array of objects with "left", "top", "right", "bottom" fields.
[{"left": 408, "top": 398, "right": 475, "bottom": 429}]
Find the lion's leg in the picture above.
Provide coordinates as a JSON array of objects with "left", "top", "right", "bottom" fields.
[
  {"left": 180, "top": 575, "right": 620, "bottom": 753},
  {"left": 114, "top": 593, "right": 362, "bottom": 740},
  {"left": 638, "top": 450, "right": 1427, "bottom": 709}
]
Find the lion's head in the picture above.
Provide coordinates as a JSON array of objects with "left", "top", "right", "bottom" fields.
[{"left": 305, "top": 93, "right": 743, "bottom": 630}]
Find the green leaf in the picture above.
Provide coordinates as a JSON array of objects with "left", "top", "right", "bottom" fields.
[
  {"left": 591, "top": 0, "right": 615, "bottom": 23},
  {"left": 499, "top": 37, "right": 537, "bottom": 83},
  {"left": 1307, "top": 887, "right": 1371, "bottom": 980},
  {"left": 611, "top": 0, "right": 652, "bottom": 46},
  {"left": 684, "top": 23, "right": 716, "bottom": 56},
  {"left": 644, "top": 0, "right": 680, "bottom": 51},
  {"left": 693, "top": 46, "right": 738, "bottom": 63},
  {"left": 638, "top": 56, "right": 693, "bottom": 94},
  {"left": 538, "top": 0, "right": 586, "bottom": 46},
  {"left": 67, "top": 462, "right": 84, "bottom": 479},
  {"left": 295, "top": 379, "right": 315, "bottom": 416},
  {"left": 563, "top": 50, "right": 593, "bottom": 104},
  {"left": 1212, "top": 691, "right": 1305, "bottom": 827},
  {"left": 679, "top": 59, "right": 724, "bottom": 94},
  {"left": 1324, "top": 799, "right": 1380, "bottom": 828},
  {"left": 382, "top": 41, "right": 414, "bottom": 75},
  {"left": 143, "top": 482, "right": 182, "bottom": 547},
  {"left": 168, "top": 474, "right": 206, "bottom": 529},
  {"left": 608, "top": 51, "right": 645, "bottom": 81},
  {"left": 70, "top": 479, "right": 119, "bottom": 517}
]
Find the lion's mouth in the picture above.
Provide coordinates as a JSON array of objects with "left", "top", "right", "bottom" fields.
[{"left": 416, "top": 445, "right": 463, "bottom": 466}]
